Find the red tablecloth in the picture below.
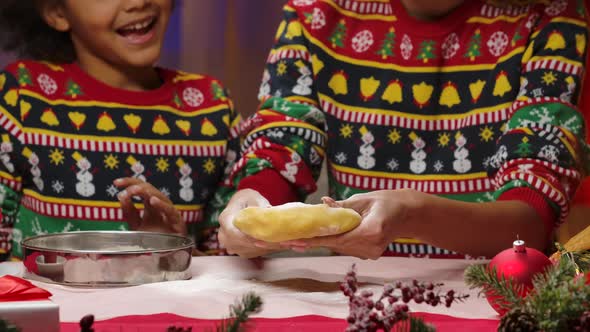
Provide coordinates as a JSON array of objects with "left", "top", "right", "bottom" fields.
[
  {"left": 60, "top": 313, "right": 498, "bottom": 332},
  {"left": 5, "top": 256, "right": 500, "bottom": 332}
]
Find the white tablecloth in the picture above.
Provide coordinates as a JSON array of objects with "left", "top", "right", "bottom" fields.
[{"left": 1, "top": 256, "right": 498, "bottom": 323}]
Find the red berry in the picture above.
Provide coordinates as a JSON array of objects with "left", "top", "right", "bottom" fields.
[
  {"left": 368, "top": 321, "right": 378, "bottom": 331},
  {"left": 375, "top": 302, "right": 384, "bottom": 310},
  {"left": 384, "top": 318, "right": 395, "bottom": 328},
  {"left": 414, "top": 294, "right": 424, "bottom": 304},
  {"left": 362, "top": 290, "right": 373, "bottom": 298},
  {"left": 80, "top": 315, "right": 94, "bottom": 330},
  {"left": 383, "top": 284, "right": 394, "bottom": 294},
  {"left": 426, "top": 283, "right": 434, "bottom": 290}
]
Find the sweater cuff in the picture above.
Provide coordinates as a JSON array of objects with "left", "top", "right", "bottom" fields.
[
  {"left": 497, "top": 187, "right": 557, "bottom": 238},
  {"left": 237, "top": 169, "right": 299, "bottom": 206}
]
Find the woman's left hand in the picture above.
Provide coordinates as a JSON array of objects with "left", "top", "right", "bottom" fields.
[
  {"left": 283, "top": 190, "right": 423, "bottom": 259},
  {"left": 114, "top": 178, "right": 186, "bottom": 235}
]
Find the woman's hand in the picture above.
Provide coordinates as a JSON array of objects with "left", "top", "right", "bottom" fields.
[
  {"left": 218, "top": 189, "right": 285, "bottom": 258},
  {"left": 115, "top": 178, "right": 186, "bottom": 235},
  {"left": 284, "top": 190, "right": 423, "bottom": 259}
]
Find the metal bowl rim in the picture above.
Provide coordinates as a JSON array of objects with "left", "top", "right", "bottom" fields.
[{"left": 21, "top": 231, "right": 195, "bottom": 255}]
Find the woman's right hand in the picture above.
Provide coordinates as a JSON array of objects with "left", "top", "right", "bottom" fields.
[{"left": 218, "top": 189, "right": 284, "bottom": 258}]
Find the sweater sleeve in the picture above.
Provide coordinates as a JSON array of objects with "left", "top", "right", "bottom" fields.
[
  {"left": 199, "top": 84, "right": 242, "bottom": 253},
  {"left": 228, "top": 2, "right": 327, "bottom": 205},
  {"left": 0, "top": 70, "right": 26, "bottom": 260},
  {"left": 489, "top": 2, "right": 589, "bottom": 235}
]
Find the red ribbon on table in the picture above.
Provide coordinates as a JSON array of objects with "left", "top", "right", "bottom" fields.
[{"left": 0, "top": 275, "right": 52, "bottom": 302}]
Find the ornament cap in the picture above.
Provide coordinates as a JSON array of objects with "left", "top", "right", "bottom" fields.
[{"left": 513, "top": 239, "right": 526, "bottom": 253}]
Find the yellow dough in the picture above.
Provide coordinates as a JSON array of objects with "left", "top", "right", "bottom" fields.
[{"left": 233, "top": 202, "right": 362, "bottom": 243}]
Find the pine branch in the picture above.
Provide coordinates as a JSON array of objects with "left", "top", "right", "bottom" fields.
[
  {"left": 555, "top": 243, "right": 590, "bottom": 273},
  {"left": 408, "top": 317, "right": 436, "bottom": 332},
  {"left": 389, "top": 316, "right": 435, "bottom": 332},
  {"left": 570, "top": 251, "right": 590, "bottom": 272},
  {"left": 526, "top": 258, "right": 590, "bottom": 331},
  {"left": 464, "top": 264, "right": 524, "bottom": 310},
  {"left": 531, "top": 256, "right": 577, "bottom": 291},
  {"left": 0, "top": 319, "right": 21, "bottom": 332},
  {"left": 216, "top": 292, "right": 263, "bottom": 332}
]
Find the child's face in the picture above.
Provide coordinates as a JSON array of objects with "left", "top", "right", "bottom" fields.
[{"left": 45, "top": 0, "right": 173, "bottom": 67}]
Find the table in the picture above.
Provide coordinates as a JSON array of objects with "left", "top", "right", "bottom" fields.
[{"left": 9, "top": 256, "right": 501, "bottom": 331}]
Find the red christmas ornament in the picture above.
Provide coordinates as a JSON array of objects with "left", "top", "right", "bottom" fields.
[{"left": 486, "top": 240, "right": 552, "bottom": 316}]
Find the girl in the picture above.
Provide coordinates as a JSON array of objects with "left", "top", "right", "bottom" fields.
[
  {"left": 218, "top": 0, "right": 588, "bottom": 259},
  {"left": 0, "top": 0, "right": 239, "bottom": 259}
]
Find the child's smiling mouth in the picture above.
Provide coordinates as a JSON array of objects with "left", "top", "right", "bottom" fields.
[{"left": 116, "top": 16, "right": 158, "bottom": 45}]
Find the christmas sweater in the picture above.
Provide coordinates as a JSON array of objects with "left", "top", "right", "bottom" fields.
[
  {"left": 0, "top": 61, "right": 240, "bottom": 259},
  {"left": 226, "top": 0, "right": 589, "bottom": 258}
]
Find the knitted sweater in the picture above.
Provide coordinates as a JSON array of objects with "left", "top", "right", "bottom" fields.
[
  {"left": 0, "top": 61, "right": 240, "bottom": 258},
  {"left": 226, "top": 0, "right": 589, "bottom": 258}
]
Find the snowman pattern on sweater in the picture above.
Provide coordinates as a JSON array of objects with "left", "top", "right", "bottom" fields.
[
  {"left": 73, "top": 152, "right": 95, "bottom": 198},
  {"left": 23, "top": 148, "right": 43, "bottom": 192},
  {"left": 0, "top": 135, "right": 14, "bottom": 174},
  {"left": 177, "top": 158, "right": 194, "bottom": 202},
  {"left": 127, "top": 156, "right": 147, "bottom": 182},
  {"left": 357, "top": 126, "right": 376, "bottom": 170},
  {"left": 409, "top": 132, "right": 427, "bottom": 175},
  {"left": 453, "top": 133, "right": 472, "bottom": 174}
]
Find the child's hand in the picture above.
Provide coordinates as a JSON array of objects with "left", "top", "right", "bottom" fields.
[
  {"left": 282, "top": 190, "right": 423, "bottom": 260},
  {"left": 114, "top": 178, "right": 186, "bottom": 235},
  {"left": 218, "top": 189, "right": 284, "bottom": 258}
]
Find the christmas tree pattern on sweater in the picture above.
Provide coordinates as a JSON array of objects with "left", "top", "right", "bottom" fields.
[
  {"left": 228, "top": 0, "right": 588, "bottom": 258},
  {"left": 0, "top": 61, "right": 240, "bottom": 258}
]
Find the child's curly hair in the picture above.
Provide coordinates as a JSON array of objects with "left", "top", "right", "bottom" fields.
[{"left": 0, "top": 0, "right": 75, "bottom": 63}]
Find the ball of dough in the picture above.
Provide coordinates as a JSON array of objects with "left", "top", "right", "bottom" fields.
[{"left": 233, "top": 202, "right": 361, "bottom": 243}]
